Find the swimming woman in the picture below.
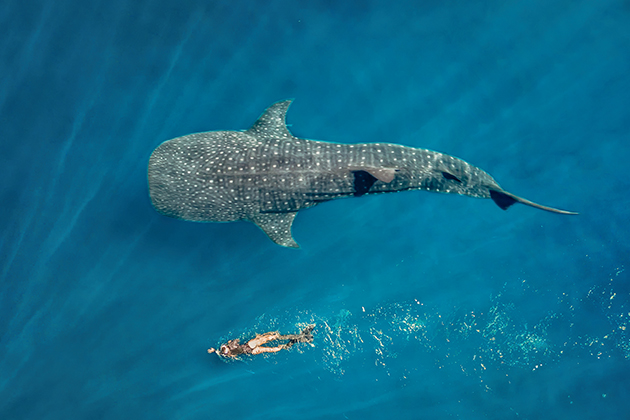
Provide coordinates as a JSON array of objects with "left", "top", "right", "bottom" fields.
[{"left": 208, "top": 325, "right": 315, "bottom": 359}]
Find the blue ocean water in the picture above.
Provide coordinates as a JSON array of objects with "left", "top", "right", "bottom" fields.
[{"left": 1, "top": 0, "right": 629, "bottom": 418}]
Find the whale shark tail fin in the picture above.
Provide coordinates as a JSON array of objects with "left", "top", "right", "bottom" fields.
[{"left": 489, "top": 189, "right": 578, "bottom": 215}]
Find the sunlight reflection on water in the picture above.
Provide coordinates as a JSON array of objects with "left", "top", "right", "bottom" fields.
[{"left": 211, "top": 266, "right": 628, "bottom": 383}]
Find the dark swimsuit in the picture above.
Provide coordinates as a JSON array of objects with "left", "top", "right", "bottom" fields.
[{"left": 225, "top": 339, "right": 252, "bottom": 357}]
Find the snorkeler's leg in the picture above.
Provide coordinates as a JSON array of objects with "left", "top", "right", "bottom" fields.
[
  {"left": 301, "top": 325, "right": 315, "bottom": 342},
  {"left": 247, "top": 331, "right": 281, "bottom": 348},
  {"left": 278, "top": 325, "right": 315, "bottom": 343},
  {"left": 251, "top": 345, "right": 286, "bottom": 355}
]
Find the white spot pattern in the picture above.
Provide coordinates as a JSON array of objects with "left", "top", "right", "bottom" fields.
[{"left": 148, "top": 100, "right": 501, "bottom": 247}]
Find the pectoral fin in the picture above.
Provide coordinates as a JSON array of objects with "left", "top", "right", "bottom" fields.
[{"left": 250, "top": 212, "right": 300, "bottom": 248}]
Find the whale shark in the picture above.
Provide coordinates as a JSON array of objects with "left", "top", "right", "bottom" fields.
[{"left": 148, "top": 100, "right": 577, "bottom": 248}]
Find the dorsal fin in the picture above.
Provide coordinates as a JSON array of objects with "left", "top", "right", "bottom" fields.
[
  {"left": 352, "top": 170, "right": 378, "bottom": 197},
  {"left": 351, "top": 167, "right": 398, "bottom": 196},
  {"left": 246, "top": 99, "right": 294, "bottom": 140},
  {"left": 349, "top": 166, "right": 398, "bottom": 183},
  {"left": 364, "top": 167, "right": 397, "bottom": 183},
  {"left": 441, "top": 170, "right": 462, "bottom": 183}
]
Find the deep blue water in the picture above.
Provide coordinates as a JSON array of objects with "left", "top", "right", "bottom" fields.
[{"left": 1, "top": 0, "right": 629, "bottom": 418}]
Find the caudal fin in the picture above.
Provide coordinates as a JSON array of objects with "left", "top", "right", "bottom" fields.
[{"left": 490, "top": 189, "right": 578, "bottom": 215}]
